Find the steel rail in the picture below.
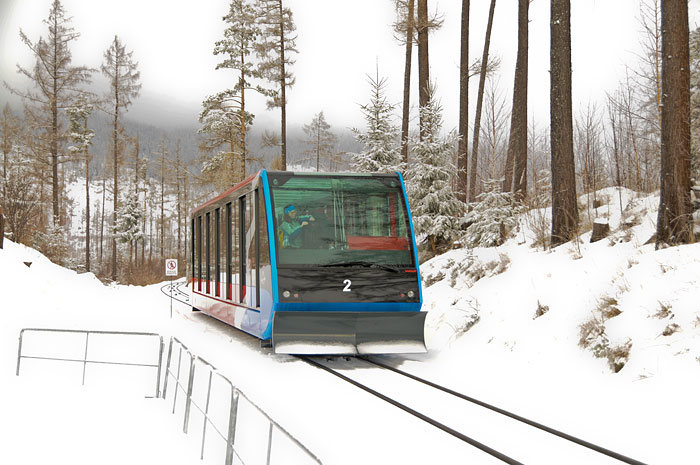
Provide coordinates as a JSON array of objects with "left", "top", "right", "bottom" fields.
[
  {"left": 362, "top": 357, "right": 649, "bottom": 465},
  {"left": 160, "top": 280, "right": 191, "bottom": 306},
  {"left": 298, "top": 355, "right": 524, "bottom": 465}
]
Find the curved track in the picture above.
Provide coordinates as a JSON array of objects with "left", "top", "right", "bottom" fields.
[
  {"left": 298, "top": 356, "right": 649, "bottom": 465},
  {"left": 160, "top": 279, "right": 190, "bottom": 306}
]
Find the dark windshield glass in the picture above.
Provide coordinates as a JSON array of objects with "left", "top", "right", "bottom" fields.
[{"left": 269, "top": 173, "right": 414, "bottom": 267}]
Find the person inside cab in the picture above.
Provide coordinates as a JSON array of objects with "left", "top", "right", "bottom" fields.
[{"left": 280, "top": 204, "right": 315, "bottom": 248}]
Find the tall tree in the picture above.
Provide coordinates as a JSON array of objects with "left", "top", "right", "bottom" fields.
[
  {"left": 101, "top": 35, "right": 141, "bottom": 281},
  {"left": 468, "top": 0, "right": 497, "bottom": 203},
  {"left": 66, "top": 96, "right": 94, "bottom": 272},
  {"left": 7, "top": 0, "right": 90, "bottom": 226},
  {"left": 505, "top": 0, "right": 529, "bottom": 198},
  {"left": 155, "top": 137, "right": 169, "bottom": 258},
  {"left": 550, "top": 0, "right": 578, "bottom": 246},
  {"left": 417, "top": 0, "right": 430, "bottom": 140},
  {"left": 457, "top": 0, "right": 470, "bottom": 202},
  {"left": 303, "top": 111, "right": 337, "bottom": 172},
  {"left": 393, "top": 0, "right": 416, "bottom": 165},
  {"left": 213, "top": 0, "right": 267, "bottom": 180},
  {"left": 255, "top": 0, "right": 298, "bottom": 170},
  {"left": 351, "top": 71, "right": 401, "bottom": 173},
  {"left": 657, "top": 0, "right": 692, "bottom": 245}
]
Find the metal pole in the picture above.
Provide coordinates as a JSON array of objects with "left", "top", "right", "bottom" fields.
[
  {"left": 172, "top": 347, "right": 183, "bottom": 414},
  {"left": 265, "top": 422, "right": 274, "bottom": 465},
  {"left": 225, "top": 390, "right": 240, "bottom": 465},
  {"left": 155, "top": 336, "right": 164, "bottom": 398},
  {"left": 162, "top": 337, "right": 174, "bottom": 400},
  {"left": 82, "top": 332, "right": 90, "bottom": 385},
  {"left": 16, "top": 329, "right": 25, "bottom": 376},
  {"left": 170, "top": 276, "right": 173, "bottom": 319},
  {"left": 200, "top": 370, "right": 214, "bottom": 460},
  {"left": 183, "top": 355, "right": 195, "bottom": 434}
]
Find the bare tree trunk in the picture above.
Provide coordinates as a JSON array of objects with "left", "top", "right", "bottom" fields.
[
  {"left": 469, "top": 0, "right": 496, "bottom": 203},
  {"left": 657, "top": 0, "right": 692, "bottom": 245},
  {"left": 100, "top": 172, "right": 105, "bottom": 268},
  {"left": 112, "top": 101, "right": 119, "bottom": 281},
  {"left": 401, "top": 0, "right": 415, "bottom": 165},
  {"left": 84, "top": 123, "right": 90, "bottom": 272},
  {"left": 550, "top": 0, "right": 578, "bottom": 246},
  {"left": 510, "top": 0, "right": 530, "bottom": 198},
  {"left": 457, "top": 0, "right": 470, "bottom": 202},
  {"left": 279, "top": 1, "right": 288, "bottom": 170},
  {"left": 417, "top": 0, "right": 429, "bottom": 140}
]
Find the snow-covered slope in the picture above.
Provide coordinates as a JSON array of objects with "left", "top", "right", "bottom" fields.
[{"left": 1, "top": 187, "right": 699, "bottom": 464}]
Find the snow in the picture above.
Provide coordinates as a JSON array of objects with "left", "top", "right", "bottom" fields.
[{"left": 2, "top": 186, "right": 700, "bottom": 464}]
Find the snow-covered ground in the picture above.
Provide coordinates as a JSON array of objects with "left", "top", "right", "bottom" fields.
[{"left": 1, "top": 187, "right": 699, "bottom": 464}]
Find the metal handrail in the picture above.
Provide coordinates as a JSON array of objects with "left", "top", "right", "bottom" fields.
[
  {"left": 16, "top": 328, "right": 164, "bottom": 398},
  {"left": 163, "top": 336, "right": 322, "bottom": 465}
]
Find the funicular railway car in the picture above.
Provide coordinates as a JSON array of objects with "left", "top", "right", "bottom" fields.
[{"left": 189, "top": 170, "right": 426, "bottom": 354}]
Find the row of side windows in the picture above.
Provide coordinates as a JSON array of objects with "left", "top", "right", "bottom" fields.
[{"left": 190, "top": 189, "right": 270, "bottom": 308}]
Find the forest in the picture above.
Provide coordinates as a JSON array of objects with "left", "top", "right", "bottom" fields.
[{"left": 0, "top": 0, "right": 698, "bottom": 284}]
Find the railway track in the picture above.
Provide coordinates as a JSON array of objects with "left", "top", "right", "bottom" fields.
[
  {"left": 159, "top": 279, "right": 190, "bottom": 305},
  {"left": 157, "top": 286, "right": 649, "bottom": 463},
  {"left": 298, "top": 355, "right": 649, "bottom": 465}
]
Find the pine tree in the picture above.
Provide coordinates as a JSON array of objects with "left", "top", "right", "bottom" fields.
[
  {"left": 302, "top": 112, "right": 337, "bottom": 172},
  {"left": 198, "top": 90, "right": 252, "bottom": 184},
  {"left": 115, "top": 185, "right": 143, "bottom": 275},
  {"left": 406, "top": 88, "right": 463, "bottom": 254},
  {"left": 505, "top": 0, "right": 529, "bottom": 198},
  {"left": 66, "top": 96, "right": 94, "bottom": 272},
  {"left": 211, "top": 0, "right": 268, "bottom": 180},
  {"left": 101, "top": 35, "right": 141, "bottom": 281},
  {"left": 550, "top": 0, "right": 578, "bottom": 246},
  {"left": 463, "top": 179, "right": 520, "bottom": 248},
  {"left": 6, "top": 0, "right": 90, "bottom": 226},
  {"left": 393, "top": 0, "right": 416, "bottom": 164},
  {"left": 457, "top": 0, "right": 470, "bottom": 202},
  {"left": 255, "top": 0, "right": 298, "bottom": 170},
  {"left": 657, "top": 0, "right": 692, "bottom": 245},
  {"left": 351, "top": 72, "right": 401, "bottom": 173}
]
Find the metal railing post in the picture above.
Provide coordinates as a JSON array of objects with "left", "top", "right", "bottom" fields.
[
  {"left": 16, "top": 329, "right": 26, "bottom": 376},
  {"left": 172, "top": 347, "right": 184, "bottom": 414},
  {"left": 266, "top": 422, "right": 274, "bottom": 465},
  {"left": 162, "top": 337, "right": 174, "bottom": 399},
  {"left": 200, "top": 370, "right": 214, "bottom": 460},
  {"left": 183, "top": 355, "right": 196, "bottom": 434},
  {"left": 155, "top": 336, "right": 164, "bottom": 398},
  {"left": 81, "top": 332, "right": 90, "bottom": 385},
  {"left": 225, "top": 390, "right": 240, "bottom": 465}
]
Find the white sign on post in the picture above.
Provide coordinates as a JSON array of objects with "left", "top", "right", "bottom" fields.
[{"left": 165, "top": 258, "right": 178, "bottom": 276}]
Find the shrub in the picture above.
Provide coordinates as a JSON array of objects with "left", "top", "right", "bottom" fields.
[
  {"left": 533, "top": 300, "right": 550, "bottom": 319},
  {"left": 462, "top": 180, "right": 522, "bottom": 248}
]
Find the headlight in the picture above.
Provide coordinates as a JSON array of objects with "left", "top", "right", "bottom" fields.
[
  {"left": 407, "top": 290, "right": 415, "bottom": 298},
  {"left": 282, "top": 290, "right": 291, "bottom": 298}
]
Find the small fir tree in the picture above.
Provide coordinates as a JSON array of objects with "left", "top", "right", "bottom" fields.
[
  {"left": 351, "top": 71, "right": 401, "bottom": 173},
  {"left": 463, "top": 179, "right": 522, "bottom": 248},
  {"left": 115, "top": 186, "right": 144, "bottom": 274},
  {"left": 406, "top": 88, "right": 463, "bottom": 254}
]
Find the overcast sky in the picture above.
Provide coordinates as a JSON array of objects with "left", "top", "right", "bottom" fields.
[{"left": 2, "top": 0, "right": 700, "bottom": 132}]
